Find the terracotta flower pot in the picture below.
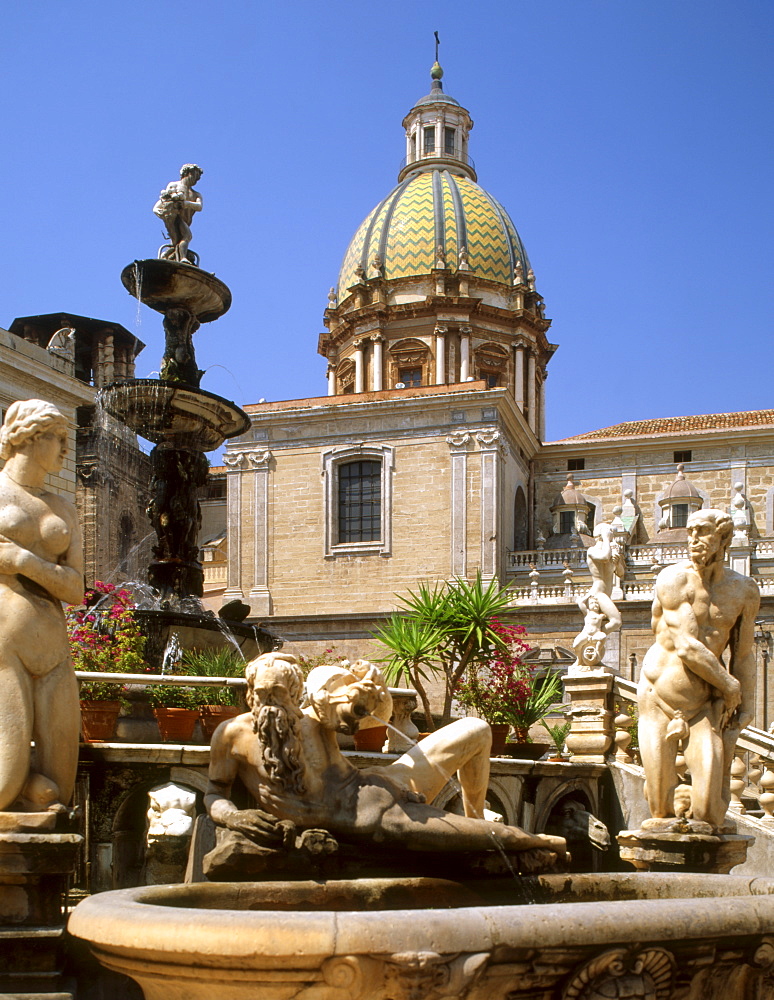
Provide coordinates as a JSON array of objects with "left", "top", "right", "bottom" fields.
[
  {"left": 489, "top": 723, "right": 510, "bottom": 757},
  {"left": 154, "top": 707, "right": 199, "bottom": 743},
  {"left": 353, "top": 725, "right": 387, "bottom": 752},
  {"left": 199, "top": 705, "right": 241, "bottom": 740},
  {"left": 80, "top": 700, "right": 122, "bottom": 743}
]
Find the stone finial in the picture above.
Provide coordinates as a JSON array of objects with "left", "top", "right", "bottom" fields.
[
  {"left": 327, "top": 287, "right": 337, "bottom": 308},
  {"left": 434, "top": 243, "right": 447, "bottom": 269},
  {"left": 370, "top": 252, "right": 383, "bottom": 277},
  {"left": 527, "top": 268, "right": 536, "bottom": 291},
  {"left": 458, "top": 245, "right": 470, "bottom": 270}
]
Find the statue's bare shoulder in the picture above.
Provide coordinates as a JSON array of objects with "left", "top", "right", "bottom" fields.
[{"left": 654, "top": 563, "right": 694, "bottom": 606}]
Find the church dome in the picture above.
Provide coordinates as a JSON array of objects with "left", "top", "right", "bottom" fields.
[{"left": 337, "top": 170, "right": 531, "bottom": 301}]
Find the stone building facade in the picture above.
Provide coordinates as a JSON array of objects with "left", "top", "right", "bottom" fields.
[
  {"left": 213, "top": 63, "right": 774, "bottom": 724},
  {"left": 4, "top": 312, "right": 150, "bottom": 586}
]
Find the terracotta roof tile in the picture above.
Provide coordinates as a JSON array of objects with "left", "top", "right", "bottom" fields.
[{"left": 553, "top": 409, "right": 774, "bottom": 443}]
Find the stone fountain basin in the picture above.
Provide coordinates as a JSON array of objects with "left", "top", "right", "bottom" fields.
[
  {"left": 68, "top": 873, "right": 774, "bottom": 999},
  {"left": 122, "top": 259, "right": 232, "bottom": 323},
  {"left": 100, "top": 379, "right": 250, "bottom": 450}
]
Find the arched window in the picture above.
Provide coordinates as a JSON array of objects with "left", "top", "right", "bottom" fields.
[
  {"left": 513, "top": 487, "right": 528, "bottom": 550},
  {"left": 389, "top": 339, "right": 430, "bottom": 389},
  {"left": 338, "top": 461, "right": 381, "bottom": 543}
]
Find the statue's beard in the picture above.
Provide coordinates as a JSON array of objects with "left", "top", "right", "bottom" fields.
[{"left": 253, "top": 704, "right": 306, "bottom": 796}]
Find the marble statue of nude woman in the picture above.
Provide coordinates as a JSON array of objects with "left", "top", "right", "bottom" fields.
[
  {"left": 205, "top": 653, "right": 566, "bottom": 859},
  {"left": 0, "top": 400, "right": 84, "bottom": 815}
]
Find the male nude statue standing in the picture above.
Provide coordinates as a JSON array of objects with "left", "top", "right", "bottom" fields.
[
  {"left": 637, "top": 508, "right": 759, "bottom": 831},
  {"left": 205, "top": 653, "right": 565, "bottom": 859},
  {"left": 153, "top": 163, "right": 203, "bottom": 264}
]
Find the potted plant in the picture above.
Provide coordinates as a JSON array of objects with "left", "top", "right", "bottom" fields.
[
  {"left": 148, "top": 677, "right": 201, "bottom": 743},
  {"left": 455, "top": 619, "right": 563, "bottom": 756},
  {"left": 541, "top": 719, "right": 572, "bottom": 760},
  {"left": 182, "top": 648, "right": 246, "bottom": 739},
  {"left": 67, "top": 582, "right": 147, "bottom": 742}
]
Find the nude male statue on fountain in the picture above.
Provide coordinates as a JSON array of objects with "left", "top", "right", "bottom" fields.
[
  {"left": 153, "top": 163, "right": 203, "bottom": 265},
  {"left": 637, "top": 508, "right": 759, "bottom": 832},
  {"left": 204, "top": 653, "right": 566, "bottom": 860}
]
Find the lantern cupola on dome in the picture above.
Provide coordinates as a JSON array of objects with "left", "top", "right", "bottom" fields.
[{"left": 398, "top": 58, "right": 476, "bottom": 183}]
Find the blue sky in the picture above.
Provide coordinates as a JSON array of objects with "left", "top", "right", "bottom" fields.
[{"left": 1, "top": 1, "right": 771, "bottom": 445}]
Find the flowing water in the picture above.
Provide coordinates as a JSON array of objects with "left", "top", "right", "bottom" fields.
[
  {"left": 161, "top": 633, "right": 182, "bottom": 675},
  {"left": 370, "top": 717, "right": 539, "bottom": 895}
]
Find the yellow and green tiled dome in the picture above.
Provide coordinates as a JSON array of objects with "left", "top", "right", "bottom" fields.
[{"left": 337, "top": 169, "right": 530, "bottom": 299}]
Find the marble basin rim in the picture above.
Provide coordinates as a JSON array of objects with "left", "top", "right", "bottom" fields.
[{"left": 68, "top": 873, "right": 774, "bottom": 996}]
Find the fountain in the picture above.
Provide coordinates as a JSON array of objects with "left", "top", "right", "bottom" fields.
[
  {"left": 98, "top": 164, "right": 274, "bottom": 661},
  {"left": 67, "top": 176, "right": 774, "bottom": 1000},
  {"left": 69, "top": 653, "right": 774, "bottom": 998}
]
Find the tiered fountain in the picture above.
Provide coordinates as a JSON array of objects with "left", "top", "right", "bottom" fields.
[
  {"left": 69, "top": 169, "right": 774, "bottom": 1000},
  {"left": 100, "top": 164, "right": 272, "bottom": 660}
]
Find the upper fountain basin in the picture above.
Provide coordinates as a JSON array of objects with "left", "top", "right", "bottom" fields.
[
  {"left": 99, "top": 379, "right": 250, "bottom": 450},
  {"left": 122, "top": 259, "right": 231, "bottom": 322}
]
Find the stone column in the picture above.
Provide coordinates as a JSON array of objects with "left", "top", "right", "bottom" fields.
[
  {"left": 435, "top": 326, "right": 446, "bottom": 384},
  {"left": 353, "top": 340, "right": 364, "bottom": 394},
  {"left": 326, "top": 365, "right": 336, "bottom": 396},
  {"left": 248, "top": 450, "right": 272, "bottom": 615},
  {"left": 460, "top": 327, "right": 471, "bottom": 381},
  {"left": 514, "top": 345, "right": 525, "bottom": 411},
  {"left": 222, "top": 451, "right": 247, "bottom": 601},
  {"left": 563, "top": 668, "right": 615, "bottom": 763},
  {"left": 476, "top": 430, "right": 504, "bottom": 579},
  {"left": 527, "top": 352, "right": 536, "bottom": 432},
  {"left": 97, "top": 332, "right": 114, "bottom": 388},
  {"left": 447, "top": 432, "right": 471, "bottom": 578},
  {"left": 538, "top": 369, "right": 547, "bottom": 441},
  {"left": 370, "top": 333, "right": 384, "bottom": 391}
]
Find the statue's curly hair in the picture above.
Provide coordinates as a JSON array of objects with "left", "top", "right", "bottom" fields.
[
  {"left": 179, "top": 163, "right": 203, "bottom": 180},
  {"left": 244, "top": 652, "right": 304, "bottom": 711},
  {"left": 0, "top": 399, "right": 67, "bottom": 461}
]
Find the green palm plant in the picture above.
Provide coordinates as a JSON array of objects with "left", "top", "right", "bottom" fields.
[
  {"left": 373, "top": 573, "right": 518, "bottom": 727},
  {"left": 372, "top": 615, "right": 448, "bottom": 730}
]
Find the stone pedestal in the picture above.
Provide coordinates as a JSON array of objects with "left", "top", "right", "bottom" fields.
[
  {"left": 617, "top": 826, "right": 753, "bottom": 874},
  {"left": 0, "top": 825, "right": 82, "bottom": 996},
  {"left": 563, "top": 668, "right": 614, "bottom": 763}
]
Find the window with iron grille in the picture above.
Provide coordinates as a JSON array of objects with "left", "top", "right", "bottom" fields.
[
  {"left": 444, "top": 127, "right": 456, "bottom": 155},
  {"left": 423, "top": 126, "right": 435, "bottom": 155},
  {"left": 560, "top": 511, "right": 575, "bottom": 533},
  {"left": 671, "top": 503, "right": 689, "bottom": 528},
  {"left": 338, "top": 461, "right": 382, "bottom": 543},
  {"left": 399, "top": 366, "right": 422, "bottom": 387}
]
